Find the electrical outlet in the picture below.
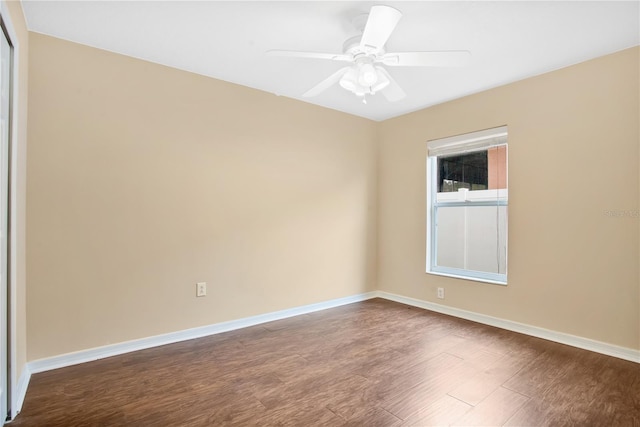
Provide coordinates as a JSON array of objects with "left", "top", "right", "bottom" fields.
[
  {"left": 196, "top": 282, "right": 207, "bottom": 297},
  {"left": 437, "top": 287, "right": 445, "bottom": 299}
]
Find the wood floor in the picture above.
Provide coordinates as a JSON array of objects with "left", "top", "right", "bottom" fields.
[{"left": 11, "top": 298, "right": 640, "bottom": 426}]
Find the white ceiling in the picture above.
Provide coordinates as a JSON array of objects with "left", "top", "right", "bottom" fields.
[{"left": 21, "top": 1, "right": 640, "bottom": 121}]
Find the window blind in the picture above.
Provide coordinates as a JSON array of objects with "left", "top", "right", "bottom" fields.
[{"left": 427, "top": 126, "right": 508, "bottom": 157}]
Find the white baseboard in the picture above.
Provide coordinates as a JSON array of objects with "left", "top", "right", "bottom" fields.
[
  {"left": 27, "top": 291, "right": 378, "bottom": 375},
  {"left": 12, "top": 364, "right": 31, "bottom": 419},
  {"left": 377, "top": 291, "right": 640, "bottom": 364}
]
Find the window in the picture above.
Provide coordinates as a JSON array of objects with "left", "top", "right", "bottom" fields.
[{"left": 426, "top": 126, "right": 508, "bottom": 284}]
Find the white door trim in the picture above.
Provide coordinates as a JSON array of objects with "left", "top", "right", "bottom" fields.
[{"left": 0, "top": 1, "right": 19, "bottom": 421}]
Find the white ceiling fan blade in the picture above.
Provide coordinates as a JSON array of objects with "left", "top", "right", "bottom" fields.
[
  {"left": 360, "top": 5, "right": 402, "bottom": 50},
  {"left": 380, "top": 51, "right": 471, "bottom": 67},
  {"left": 377, "top": 68, "right": 406, "bottom": 102},
  {"left": 303, "top": 67, "right": 351, "bottom": 97},
  {"left": 266, "top": 50, "right": 352, "bottom": 62}
]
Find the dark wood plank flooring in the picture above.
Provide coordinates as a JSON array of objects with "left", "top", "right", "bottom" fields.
[{"left": 11, "top": 298, "right": 640, "bottom": 426}]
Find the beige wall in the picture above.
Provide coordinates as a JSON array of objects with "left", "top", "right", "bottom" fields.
[
  {"left": 5, "top": 0, "right": 28, "bottom": 402},
  {"left": 27, "top": 34, "right": 378, "bottom": 360},
  {"left": 378, "top": 47, "right": 640, "bottom": 350}
]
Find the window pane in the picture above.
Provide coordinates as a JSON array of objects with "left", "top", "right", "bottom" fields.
[
  {"left": 438, "top": 151, "right": 487, "bottom": 192},
  {"left": 435, "top": 205, "right": 507, "bottom": 274}
]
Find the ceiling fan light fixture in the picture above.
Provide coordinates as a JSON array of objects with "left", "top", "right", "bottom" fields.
[
  {"left": 339, "top": 64, "right": 392, "bottom": 98},
  {"left": 339, "top": 67, "right": 359, "bottom": 92},
  {"left": 370, "top": 67, "right": 390, "bottom": 93},
  {"left": 357, "top": 63, "right": 378, "bottom": 87}
]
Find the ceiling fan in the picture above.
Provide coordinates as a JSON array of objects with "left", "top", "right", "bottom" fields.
[{"left": 267, "top": 5, "right": 471, "bottom": 103}]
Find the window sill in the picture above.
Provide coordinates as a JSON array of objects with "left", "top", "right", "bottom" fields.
[{"left": 426, "top": 269, "right": 507, "bottom": 286}]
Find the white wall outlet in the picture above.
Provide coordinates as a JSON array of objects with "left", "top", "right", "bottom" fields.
[
  {"left": 437, "top": 287, "right": 445, "bottom": 299},
  {"left": 196, "top": 282, "right": 207, "bottom": 297}
]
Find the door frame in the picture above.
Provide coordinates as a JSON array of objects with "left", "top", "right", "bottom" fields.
[{"left": 0, "top": 1, "right": 19, "bottom": 421}]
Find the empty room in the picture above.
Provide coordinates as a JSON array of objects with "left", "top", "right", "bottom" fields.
[{"left": 0, "top": 0, "right": 638, "bottom": 425}]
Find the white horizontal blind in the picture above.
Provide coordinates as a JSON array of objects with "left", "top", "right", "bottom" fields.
[{"left": 428, "top": 126, "right": 508, "bottom": 157}]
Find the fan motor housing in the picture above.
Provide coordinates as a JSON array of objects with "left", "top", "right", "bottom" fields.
[{"left": 343, "top": 35, "right": 384, "bottom": 59}]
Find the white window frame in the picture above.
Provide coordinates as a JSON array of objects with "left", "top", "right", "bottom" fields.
[{"left": 426, "top": 126, "right": 508, "bottom": 285}]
